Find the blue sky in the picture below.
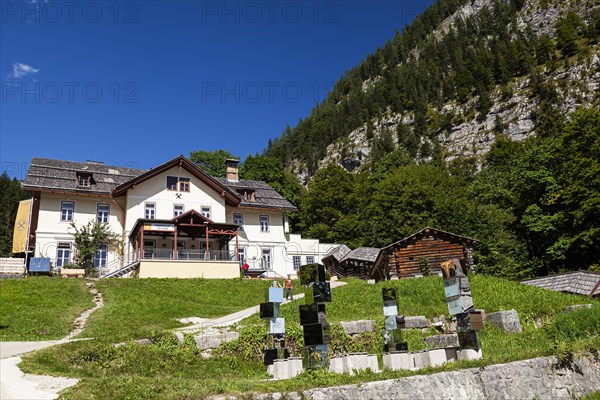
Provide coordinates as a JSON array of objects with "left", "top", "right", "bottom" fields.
[{"left": 1, "top": 0, "right": 433, "bottom": 178}]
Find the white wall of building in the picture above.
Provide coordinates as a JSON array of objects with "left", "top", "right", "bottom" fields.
[
  {"left": 31, "top": 168, "right": 332, "bottom": 277},
  {"left": 34, "top": 192, "right": 123, "bottom": 267}
]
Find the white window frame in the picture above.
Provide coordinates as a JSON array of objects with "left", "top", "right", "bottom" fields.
[
  {"left": 293, "top": 255, "right": 301, "bottom": 271},
  {"left": 233, "top": 212, "right": 244, "bottom": 230},
  {"left": 60, "top": 201, "right": 74, "bottom": 222},
  {"left": 173, "top": 204, "right": 184, "bottom": 217},
  {"left": 145, "top": 202, "right": 156, "bottom": 219},
  {"left": 261, "top": 248, "right": 272, "bottom": 270},
  {"left": 201, "top": 206, "right": 211, "bottom": 220},
  {"left": 238, "top": 246, "right": 246, "bottom": 264},
  {"left": 97, "top": 203, "right": 110, "bottom": 224},
  {"left": 259, "top": 215, "right": 269, "bottom": 232},
  {"left": 94, "top": 244, "right": 108, "bottom": 268},
  {"left": 306, "top": 256, "right": 315, "bottom": 265},
  {"left": 56, "top": 242, "right": 72, "bottom": 267}
]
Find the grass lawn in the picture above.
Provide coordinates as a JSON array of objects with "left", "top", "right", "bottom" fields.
[
  {"left": 0, "top": 277, "right": 93, "bottom": 341},
  {"left": 81, "top": 278, "right": 289, "bottom": 341},
  {"left": 19, "top": 275, "right": 600, "bottom": 399}
]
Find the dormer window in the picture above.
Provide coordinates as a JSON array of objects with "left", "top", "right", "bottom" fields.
[
  {"left": 77, "top": 173, "right": 92, "bottom": 188},
  {"left": 237, "top": 189, "right": 255, "bottom": 202}
]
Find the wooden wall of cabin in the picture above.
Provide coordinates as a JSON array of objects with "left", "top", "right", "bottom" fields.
[{"left": 386, "top": 235, "right": 470, "bottom": 278}]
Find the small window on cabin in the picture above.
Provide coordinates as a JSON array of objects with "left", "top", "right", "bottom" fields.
[{"left": 201, "top": 206, "right": 211, "bottom": 219}]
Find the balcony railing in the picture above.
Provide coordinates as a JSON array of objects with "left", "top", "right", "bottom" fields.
[{"left": 136, "top": 249, "right": 236, "bottom": 262}]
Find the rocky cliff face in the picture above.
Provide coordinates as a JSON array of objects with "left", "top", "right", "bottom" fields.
[{"left": 303, "top": 0, "right": 599, "bottom": 176}]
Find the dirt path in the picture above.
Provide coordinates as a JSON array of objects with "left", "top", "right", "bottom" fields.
[
  {"left": 65, "top": 280, "right": 104, "bottom": 339},
  {"left": 0, "top": 279, "right": 104, "bottom": 400}
]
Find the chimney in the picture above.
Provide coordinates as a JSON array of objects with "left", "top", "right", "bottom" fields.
[{"left": 225, "top": 159, "right": 239, "bottom": 182}]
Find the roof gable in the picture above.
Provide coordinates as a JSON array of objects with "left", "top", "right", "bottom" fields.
[
  {"left": 112, "top": 155, "right": 240, "bottom": 206},
  {"left": 382, "top": 227, "right": 478, "bottom": 251}
]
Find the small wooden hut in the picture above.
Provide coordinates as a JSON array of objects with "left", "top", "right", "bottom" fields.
[
  {"left": 370, "top": 227, "right": 477, "bottom": 281},
  {"left": 322, "top": 245, "right": 381, "bottom": 279},
  {"left": 339, "top": 247, "right": 380, "bottom": 279},
  {"left": 322, "top": 244, "right": 351, "bottom": 278}
]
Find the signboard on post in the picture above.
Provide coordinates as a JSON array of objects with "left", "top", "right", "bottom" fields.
[{"left": 144, "top": 223, "right": 175, "bottom": 232}]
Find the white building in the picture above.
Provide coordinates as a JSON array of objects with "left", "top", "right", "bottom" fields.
[{"left": 21, "top": 155, "right": 335, "bottom": 278}]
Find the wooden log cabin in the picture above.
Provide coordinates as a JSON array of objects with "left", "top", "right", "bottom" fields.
[{"left": 369, "top": 227, "right": 477, "bottom": 281}]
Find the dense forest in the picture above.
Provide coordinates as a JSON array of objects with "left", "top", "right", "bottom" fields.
[{"left": 264, "top": 0, "right": 599, "bottom": 173}]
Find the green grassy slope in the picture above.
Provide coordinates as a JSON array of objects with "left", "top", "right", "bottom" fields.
[
  {"left": 82, "top": 278, "right": 276, "bottom": 341},
  {"left": 0, "top": 277, "right": 93, "bottom": 341},
  {"left": 19, "top": 275, "right": 600, "bottom": 399}
]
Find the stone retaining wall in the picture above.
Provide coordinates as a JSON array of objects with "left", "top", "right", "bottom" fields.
[{"left": 214, "top": 354, "right": 600, "bottom": 400}]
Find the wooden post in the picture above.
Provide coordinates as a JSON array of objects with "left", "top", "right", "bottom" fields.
[
  {"left": 205, "top": 224, "right": 209, "bottom": 260},
  {"left": 174, "top": 227, "right": 178, "bottom": 260},
  {"left": 140, "top": 228, "right": 144, "bottom": 260},
  {"left": 235, "top": 230, "right": 239, "bottom": 262}
]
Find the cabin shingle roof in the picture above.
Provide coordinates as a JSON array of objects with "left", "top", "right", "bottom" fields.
[
  {"left": 322, "top": 244, "right": 351, "bottom": 262},
  {"left": 522, "top": 271, "right": 600, "bottom": 297},
  {"left": 342, "top": 247, "right": 381, "bottom": 263}
]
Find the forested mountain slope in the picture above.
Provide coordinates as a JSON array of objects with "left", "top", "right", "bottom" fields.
[{"left": 265, "top": 0, "right": 599, "bottom": 180}]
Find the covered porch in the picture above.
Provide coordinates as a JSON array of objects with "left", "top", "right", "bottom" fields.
[{"left": 128, "top": 210, "right": 241, "bottom": 279}]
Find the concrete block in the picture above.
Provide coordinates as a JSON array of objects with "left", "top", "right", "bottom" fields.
[
  {"left": 269, "top": 358, "right": 304, "bottom": 380},
  {"left": 423, "top": 349, "right": 447, "bottom": 367},
  {"left": 457, "top": 348, "right": 483, "bottom": 361},
  {"left": 340, "top": 320, "right": 375, "bottom": 335},
  {"left": 486, "top": 309, "right": 522, "bottom": 333},
  {"left": 424, "top": 334, "right": 460, "bottom": 348},
  {"left": 329, "top": 356, "right": 345, "bottom": 374},
  {"left": 366, "top": 354, "right": 379, "bottom": 372},
  {"left": 411, "top": 351, "right": 425, "bottom": 369},
  {"left": 403, "top": 316, "right": 430, "bottom": 329},
  {"left": 367, "top": 279, "right": 376, "bottom": 284},
  {"left": 383, "top": 352, "right": 412, "bottom": 370},
  {"left": 345, "top": 352, "right": 376, "bottom": 374},
  {"left": 287, "top": 357, "right": 303, "bottom": 379}
]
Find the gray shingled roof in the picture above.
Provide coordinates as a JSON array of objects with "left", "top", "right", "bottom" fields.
[
  {"left": 22, "top": 158, "right": 145, "bottom": 195},
  {"left": 522, "top": 271, "right": 600, "bottom": 297},
  {"left": 22, "top": 158, "right": 297, "bottom": 211},
  {"left": 342, "top": 247, "right": 381, "bottom": 263},
  {"left": 216, "top": 178, "right": 297, "bottom": 211},
  {"left": 322, "top": 244, "right": 351, "bottom": 262}
]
